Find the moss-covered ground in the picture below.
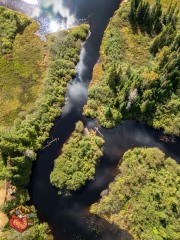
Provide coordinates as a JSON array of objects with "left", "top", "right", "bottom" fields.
[{"left": 0, "top": 6, "right": 49, "bottom": 130}]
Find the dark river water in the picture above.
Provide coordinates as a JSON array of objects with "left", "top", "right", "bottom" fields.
[{"left": 2, "top": 0, "right": 180, "bottom": 239}]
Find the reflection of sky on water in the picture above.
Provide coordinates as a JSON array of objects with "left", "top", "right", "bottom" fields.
[
  {"left": 26, "top": 0, "right": 78, "bottom": 35},
  {"left": 0, "top": 0, "right": 85, "bottom": 36},
  {"left": 23, "top": 0, "right": 38, "bottom": 4}
]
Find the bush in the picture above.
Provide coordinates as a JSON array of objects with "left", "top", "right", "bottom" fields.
[{"left": 50, "top": 121, "right": 104, "bottom": 192}]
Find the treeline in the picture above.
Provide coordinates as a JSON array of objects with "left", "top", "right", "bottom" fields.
[
  {"left": 129, "top": 0, "right": 179, "bottom": 34},
  {"left": 84, "top": 0, "right": 180, "bottom": 135},
  {"left": 0, "top": 23, "right": 89, "bottom": 239},
  {"left": 50, "top": 121, "right": 104, "bottom": 193},
  {"left": 0, "top": 24, "right": 89, "bottom": 190},
  {"left": 91, "top": 147, "right": 180, "bottom": 240},
  {"left": 0, "top": 6, "right": 30, "bottom": 54},
  {"left": 109, "top": 31, "right": 180, "bottom": 131}
]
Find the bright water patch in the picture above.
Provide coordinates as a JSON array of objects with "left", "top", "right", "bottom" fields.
[{"left": 23, "top": 0, "right": 38, "bottom": 4}]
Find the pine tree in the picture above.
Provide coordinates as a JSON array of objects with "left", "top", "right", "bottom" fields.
[
  {"left": 129, "top": 0, "right": 137, "bottom": 22},
  {"left": 163, "top": 2, "right": 179, "bottom": 28},
  {"left": 136, "top": 1, "right": 144, "bottom": 25},
  {"left": 151, "top": 0, "right": 162, "bottom": 34},
  {"left": 105, "top": 107, "right": 113, "bottom": 118}
]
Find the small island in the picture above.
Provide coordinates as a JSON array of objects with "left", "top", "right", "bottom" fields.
[{"left": 50, "top": 121, "right": 104, "bottom": 193}]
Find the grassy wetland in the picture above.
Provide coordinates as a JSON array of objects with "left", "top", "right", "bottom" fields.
[{"left": 0, "top": 6, "right": 49, "bottom": 130}]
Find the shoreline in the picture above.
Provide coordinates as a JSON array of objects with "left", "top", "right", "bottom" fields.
[{"left": 0, "top": 181, "right": 8, "bottom": 236}]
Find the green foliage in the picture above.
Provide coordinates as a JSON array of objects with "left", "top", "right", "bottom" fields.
[
  {"left": 1, "top": 188, "right": 30, "bottom": 214},
  {"left": 150, "top": 24, "right": 177, "bottom": 55},
  {"left": 91, "top": 147, "right": 180, "bottom": 240},
  {"left": 0, "top": 23, "right": 89, "bottom": 186},
  {"left": 162, "top": 1, "right": 179, "bottom": 27},
  {"left": 0, "top": 6, "right": 30, "bottom": 54},
  {"left": 0, "top": 7, "right": 48, "bottom": 129},
  {"left": 2, "top": 223, "right": 53, "bottom": 240},
  {"left": 153, "top": 94, "right": 180, "bottom": 135},
  {"left": 129, "top": 0, "right": 163, "bottom": 34},
  {"left": 84, "top": 0, "right": 180, "bottom": 135},
  {"left": 50, "top": 121, "right": 104, "bottom": 192},
  {"left": 70, "top": 24, "right": 90, "bottom": 41}
]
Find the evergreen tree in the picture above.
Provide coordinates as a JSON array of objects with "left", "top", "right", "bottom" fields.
[{"left": 105, "top": 107, "right": 113, "bottom": 118}]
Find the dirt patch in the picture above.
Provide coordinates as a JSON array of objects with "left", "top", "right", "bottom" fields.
[{"left": 0, "top": 181, "right": 8, "bottom": 236}]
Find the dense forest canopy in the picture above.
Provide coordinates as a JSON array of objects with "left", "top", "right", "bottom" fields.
[
  {"left": 0, "top": 6, "right": 30, "bottom": 54},
  {"left": 91, "top": 147, "right": 180, "bottom": 240},
  {"left": 84, "top": 0, "right": 180, "bottom": 136},
  {"left": 50, "top": 121, "right": 104, "bottom": 193}
]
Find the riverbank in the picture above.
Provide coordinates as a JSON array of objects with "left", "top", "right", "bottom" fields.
[
  {"left": 91, "top": 147, "right": 180, "bottom": 240},
  {"left": 83, "top": 0, "right": 180, "bottom": 238},
  {"left": 0, "top": 20, "right": 89, "bottom": 187},
  {"left": 84, "top": 0, "right": 180, "bottom": 136},
  {"left": 0, "top": 181, "right": 8, "bottom": 236},
  {"left": 25, "top": 0, "right": 180, "bottom": 239},
  {"left": 0, "top": 6, "right": 89, "bottom": 237},
  {"left": 50, "top": 121, "right": 104, "bottom": 193}
]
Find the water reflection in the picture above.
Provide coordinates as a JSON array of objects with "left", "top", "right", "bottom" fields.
[
  {"left": 101, "top": 121, "right": 180, "bottom": 163},
  {"left": 1, "top": 0, "right": 180, "bottom": 240},
  {"left": 75, "top": 45, "right": 88, "bottom": 82},
  {"left": 23, "top": 0, "right": 38, "bottom": 5},
  {"left": 1, "top": 0, "right": 78, "bottom": 35}
]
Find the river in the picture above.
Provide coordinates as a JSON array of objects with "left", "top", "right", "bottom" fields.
[{"left": 1, "top": 0, "right": 180, "bottom": 239}]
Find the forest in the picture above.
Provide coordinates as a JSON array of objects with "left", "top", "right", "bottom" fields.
[
  {"left": 0, "top": 6, "right": 89, "bottom": 238},
  {"left": 85, "top": 1, "right": 180, "bottom": 238},
  {"left": 50, "top": 121, "right": 104, "bottom": 193},
  {"left": 84, "top": 0, "right": 180, "bottom": 136},
  {"left": 1, "top": 1, "right": 180, "bottom": 239},
  {"left": 91, "top": 147, "right": 180, "bottom": 240},
  {"left": 0, "top": 20, "right": 89, "bottom": 187}
]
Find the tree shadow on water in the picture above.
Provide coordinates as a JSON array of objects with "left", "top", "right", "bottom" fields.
[{"left": 87, "top": 215, "right": 134, "bottom": 240}]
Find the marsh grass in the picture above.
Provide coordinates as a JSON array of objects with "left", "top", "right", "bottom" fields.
[{"left": 0, "top": 7, "right": 49, "bottom": 129}]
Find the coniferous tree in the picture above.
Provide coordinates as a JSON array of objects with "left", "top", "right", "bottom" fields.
[
  {"left": 105, "top": 107, "right": 113, "bottom": 118},
  {"left": 136, "top": 1, "right": 144, "bottom": 25},
  {"left": 151, "top": 0, "right": 162, "bottom": 34}
]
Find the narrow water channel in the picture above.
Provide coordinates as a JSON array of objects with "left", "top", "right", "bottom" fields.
[
  {"left": 2, "top": 0, "right": 180, "bottom": 239},
  {"left": 27, "top": 1, "right": 133, "bottom": 239}
]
